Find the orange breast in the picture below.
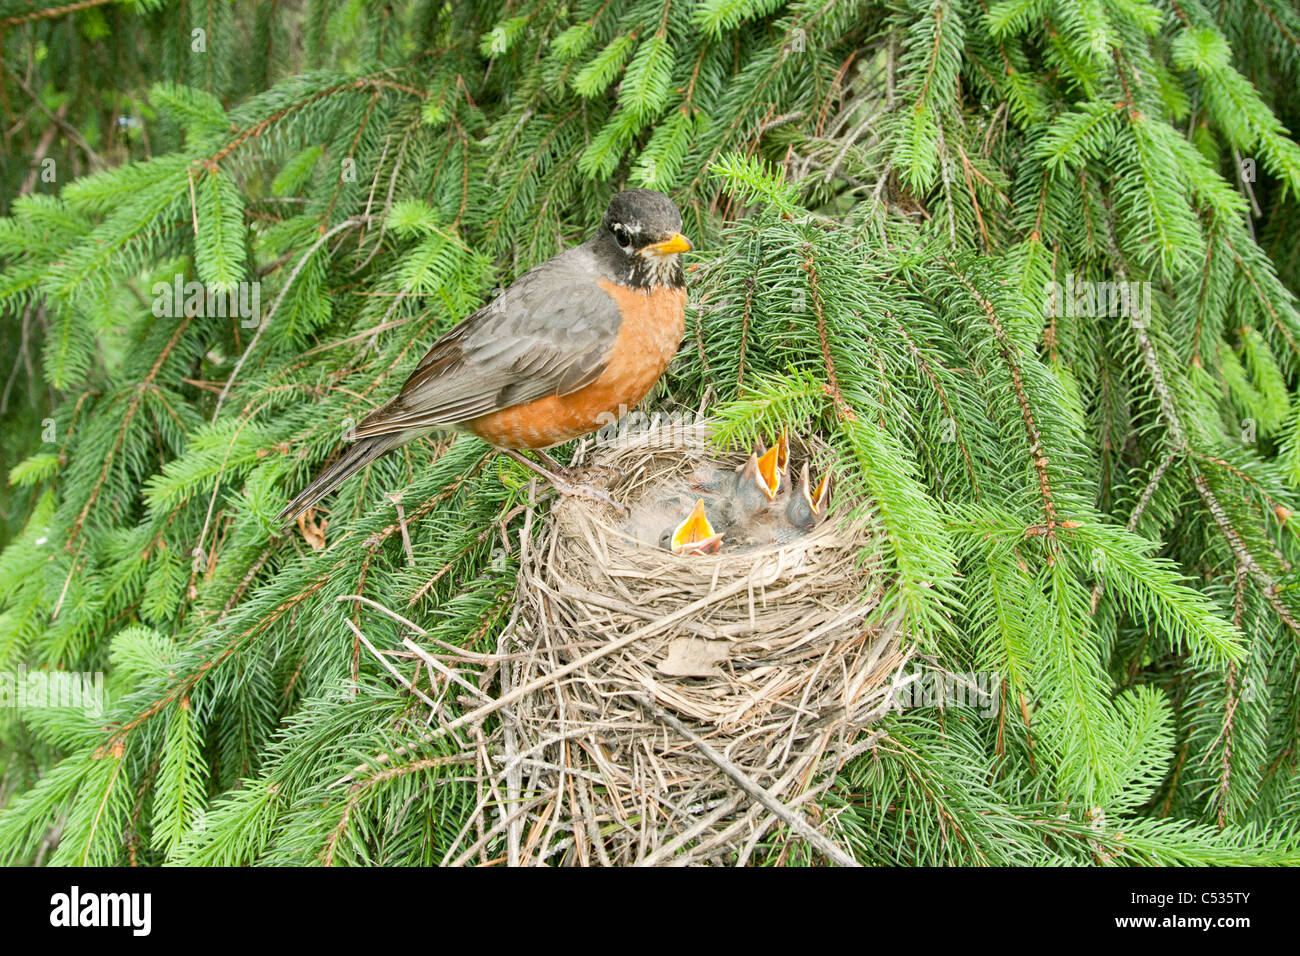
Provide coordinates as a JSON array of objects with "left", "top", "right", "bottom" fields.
[{"left": 466, "top": 282, "right": 686, "bottom": 450}]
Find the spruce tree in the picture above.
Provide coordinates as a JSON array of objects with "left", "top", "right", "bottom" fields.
[{"left": 1, "top": 0, "right": 1299, "bottom": 865}]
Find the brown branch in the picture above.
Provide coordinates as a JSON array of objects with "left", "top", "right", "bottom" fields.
[
  {"left": 0, "top": 0, "right": 112, "bottom": 27},
  {"left": 1101, "top": 207, "right": 1299, "bottom": 636},
  {"left": 956, "top": 143, "right": 990, "bottom": 249},
  {"left": 912, "top": 3, "right": 946, "bottom": 109},
  {"left": 1229, "top": 248, "right": 1300, "bottom": 362},
  {"left": 946, "top": 262, "right": 1060, "bottom": 549},
  {"left": 890, "top": 312, "right": 982, "bottom": 500},
  {"left": 0, "top": 59, "right": 105, "bottom": 170},
  {"left": 68, "top": 317, "right": 193, "bottom": 546},
  {"left": 799, "top": 247, "right": 853, "bottom": 420},
  {"left": 205, "top": 76, "right": 426, "bottom": 171},
  {"left": 737, "top": 276, "right": 754, "bottom": 386},
  {"left": 321, "top": 753, "right": 473, "bottom": 865},
  {"left": 101, "top": 573, "right": 331, "bottom": 752},
  {"left": 1194, "top": 472, "right": 1300, "bottom": 636}
]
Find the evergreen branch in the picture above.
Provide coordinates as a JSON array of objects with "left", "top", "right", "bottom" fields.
[
  {"left": 212, "top": 217, "right": 366, "bottom": 421},
  {"left": 206, "top": 76, "right": 426, "bottom": 171},
  {"left": 944, "top": 260, "right": 1061, "bottom": 546},
  {"left": 67, "top": 316, "right": 192, "bottom": 547},
  {"left": 0, "top": 0, "right": 114, "bottom": 29},
  {"left": 799, "top": 245, "right": 850, "bottom": 418}
]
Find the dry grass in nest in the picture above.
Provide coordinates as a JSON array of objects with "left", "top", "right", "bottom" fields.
[{"left": 353, "top": 421, "right": 909, "bottom": 865}]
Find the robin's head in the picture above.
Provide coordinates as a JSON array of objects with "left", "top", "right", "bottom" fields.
[{"left": 596, "top": 189, "right": 691, "bottom": 290}]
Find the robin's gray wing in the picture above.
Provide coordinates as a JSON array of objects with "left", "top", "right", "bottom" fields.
[{"left": 350, "top": 245, "right": 622, "bottom": 438}]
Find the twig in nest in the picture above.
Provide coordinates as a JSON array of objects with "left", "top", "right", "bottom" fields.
[{"left": 628, "top": 688, "right": 860, "bottom": 867}]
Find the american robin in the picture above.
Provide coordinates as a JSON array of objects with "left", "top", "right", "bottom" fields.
[
  {"left": 279, "top": 189, "right": 692, "bottom": 523},
  {"left": 660, "top": 498, "right": 723, "bottom": 554},
  {"left": 697, "top": 442, "right": 783, "bottom": 535},
  {"left": 771, "top": 428, "right": 791, "bottom": 491},
  {"left": 786, "top": 462, "right": 830, "bottom": 531}
]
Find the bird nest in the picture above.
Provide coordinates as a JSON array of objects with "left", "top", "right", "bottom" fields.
[{"left": 414, "top": 421, "right": 907, "bottom": 865}]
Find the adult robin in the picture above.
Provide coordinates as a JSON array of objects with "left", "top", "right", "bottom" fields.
[{"left": 279, "top": 189, "right": 692, "bottom": 523}]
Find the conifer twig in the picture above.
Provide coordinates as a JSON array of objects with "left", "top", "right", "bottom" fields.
[
  {"left": 212, "top": 216, "right": 366, "bottom": 421},
  {"left": 945, "top": 261, "right": 1060, "bottom": 547}
]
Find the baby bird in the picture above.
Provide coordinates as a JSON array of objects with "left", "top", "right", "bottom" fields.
[
  {"left": 629, "top": 430, "right": 828, "bottom": 556},
  {"left": 786, "top": 463, "right": 831, "bottom": 531},
  {"left": 712, "top": 442, "right": 783, "bottom": 529},
  {"left": 726, "top": 461, "right": 831, "bottom": 548},
  {"left": 660, "top": 498, "right": 723, "bottom": 555}
]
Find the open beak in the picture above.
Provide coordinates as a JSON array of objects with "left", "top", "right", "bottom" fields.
[
  {"left": 755, "top": 444, "right": 781, "bottom": 500},
  {"left": 811, "top": 470, "right": 830, "bottom": 513},
  {"left": 672, "top": 499, "right": 722, "bottom": 554},
  {"left": 643, "top": 233, "right": 692, "bottom": 256}
]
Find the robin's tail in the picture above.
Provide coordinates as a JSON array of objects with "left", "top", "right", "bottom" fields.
[{"left": 278, "top": 432, "right": 407, "bottom": 525}]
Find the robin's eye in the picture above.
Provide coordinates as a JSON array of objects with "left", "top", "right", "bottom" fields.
[{"left": 612, "top": 224, "right": 631, "bottom": 249}]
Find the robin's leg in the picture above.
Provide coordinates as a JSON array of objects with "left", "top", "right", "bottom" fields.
[
  {"left": 532, "top": 448, "right": 569, "bottom": 474},
  {"left": 534, "top": 447, "right": 625, "bottom": 482},
  {"left": 501, "top": 449, "right": 627, "bottom": 513}
]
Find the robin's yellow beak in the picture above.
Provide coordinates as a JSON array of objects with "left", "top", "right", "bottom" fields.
[{"left": 643, "top": 233, "right": 692, "bottom": 256}]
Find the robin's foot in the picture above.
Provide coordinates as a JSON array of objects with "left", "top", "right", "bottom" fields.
[
  {"left": 581, "top": 462, "right": 626, "bottom": 481},
  {"left": 501, "top": 449, "right": 628, "bottom": 513},
  {"left": 534, "top": 448, "right": 625, "bottom": 483},
  {"left": 551, "top": 476, "right": 628, "bottom": 512},
  {"left": 532, "top": 448, "right": 570, "bottom": 475}
]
